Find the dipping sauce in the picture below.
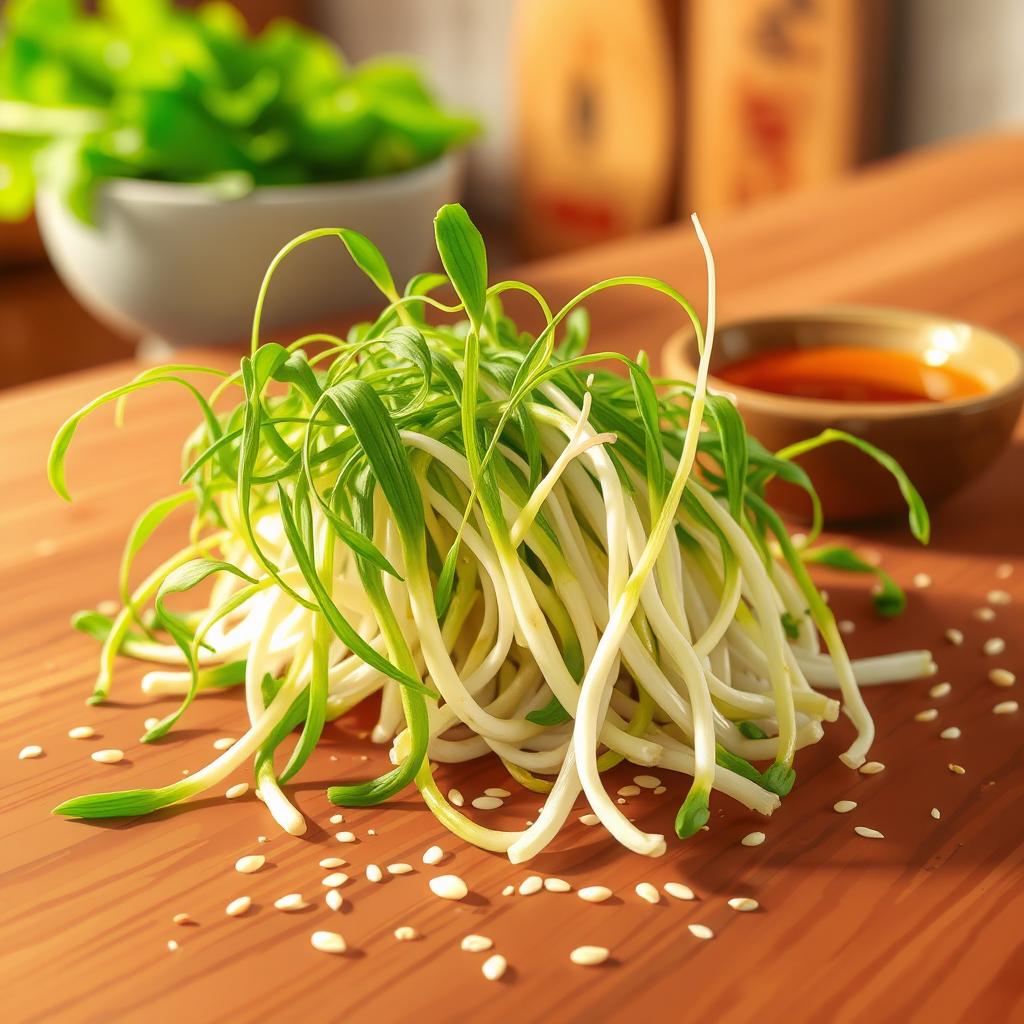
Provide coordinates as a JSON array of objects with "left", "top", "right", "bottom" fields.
[{"left": 717, "top": 345, "right": 986, "bottom": 403}]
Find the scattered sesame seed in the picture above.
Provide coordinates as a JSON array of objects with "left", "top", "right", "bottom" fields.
[
  {"left": 519, "top": 875, "right": 543, "bottom": 896},
  {"left": 273, "top": 893, "right": 308, "bottom": 911},
  {"left": 973, "top": 606, "right": 996, "bottom": 622},
  {"left": 996, "top": 563, "right": 1013, "bottom": 579},
  {"left": 422, "top": 845, "right": 444, "bottom": 866},
  {"left": 319, "top": 857, "right": 345, "bottom": 869},
  {"left": 367, "top": 828, "right": 376, "bottom": 836},
  {"left": 322, "top": 873, "right": 348, "bottom": 888},
  {"left": 838, "top": 619, "right": 856, "bottom": 635},
  {"left": 948, "top": 763, "right": 966, "bottom": 775},
  {"left": 394, "top": 926, "right": 418, "bottom": 941},
  {"left": 579, "top": 813, "right": 600, "bottom": 826},
  {"left": 311, "top": 930, "right": 346, "bottom": 955},
  {"left": 461, "top": 934, "right": 493, "bottom": 953},
  {"left": 616, "top": 797, "right": 626, "bottom": 805},
  {"left": 501, "top": 885, "right": 514, "bottom": 896},
  {"left": 944, "top": 629, "right": 963, "bottom": 646},
  {"left": 987, "top": 589, "right": 1012, "bottom": 606},
  {"left": 544, "top": 877, "right": 571, "bottom": 892},
  {"left": 833, "top": 800, "right": 857, "bottom": 813},
  {"left": 448, "top": 788, "right": 464, "bottom": 807},
  {"left": 225, "top": 897, "right": 251, "bottom": 917},
  {"left": 653, "top": 786, "right": 667, "bottom": 795},
  {"left": 366, "top": 864, "right": 383, "bottom": 883},
  {"left": 235, "top": 855, "right": 265, "bottom": 874},
  {"left": 429, "top": 874, "right": 468, "bottom": 901},
  {"left": 859, "top": 761, "right": 885, "bottom": 775},
  {"left": 257, "top": 835, "right": 268, "bottom": 844},
  {"left": 578, "top": 886, "right": 612, "bottom": 903},
  {"left": 688, "top": 924, "right": 714, "bottom": 940},
  {"left": 914, "top": 708, "right": 939, "bottom": 722},
  {"left": 989, "top": 668, "right": 1016, "bottom": 687},
  {"left": 617, "top": 785, "right": 642, "bottom": 797},
  {"left": 940, "top": 726, "right": 962, "bottom": 740},
  {"left": 481, "top": 954, "right": 507, "bottom": 981},
  {"left": 727, "top": 897, "right": 759, "bottom": 912},
  {"left": 335, "top": 831, "right": 356, "bottom": 843},
  {"left": 993, "top": 700, "right": 1019, "bottom": 715},
  {"left": 144, "top": 717, "right": 160, "bottom": 731},
  {"left": 741, "top": 831, "right": 766, "bottom": 847},
  {"left": 325, "top": 890, "right": 343, "bottom": 911},
  {"left": 854, "top": 826, "right": 884, "bottom": 839},
  {"left": 570, "top": 945, "right": 610, "bottom": 966},
  {"left": 635, "top": 882, "right": 660, "bottom": 905},
  {"left": 930, "top": 808, "right": 941, "bottom": 820},
  {"left": 913, "top": 572, "right": 932, "bottom": 589},
  {"left": 91, "top": 748, "right": 123, "bottom": 764},
  {"left": 68, "top": 726, "right": 95, "bottom": 740},
  {"left": 212, "top": 737, "right": 235, "bottom": 751},
  {"left": 387, "top": 863, "right": 413, "bottom": 875},
  {"left": 329, "top": 813, "right": 344, "bottom": 824},
  {"left": 172, "top": 913, "right": 192, "bottom": 925},
  {"left": 471, "top": 796, "right": 503, "bottom": 811},
  {"left": 167, "top": 940, "right": 179, "bottom": 952},
  {"left": 633, "top": 775, "right": 661, "bottom": 789},
  {"left": 18, "top": 745, "right": 43, "bottom": 760},
  {"left": 663, "top": 882, "right": 695, "bottom": 901},
  {"left": 929, "top": 682, "right": 952, "bottom": 699},
  {"left": 983, "top": 637, "right": 1007, "bottom": 656},
  {"left": 484, "top": 787, "right": 511, "bottom": 798},
  {"left": 225, "top": 783, "right": 248, "bottom": 799}
]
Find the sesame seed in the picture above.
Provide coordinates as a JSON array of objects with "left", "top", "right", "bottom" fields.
[
  {"left": 544, "top": 877, "right": 572, "bottom": 892},
  {"left": 172, "top": 913, "right": 192, "bottom": 925},
  {"left": 570, "top": 945, "right": 610, "bottom": 966},
  {"left": 91, "top": 748, "right": 124, "bottom": 764},
  {"left": 335, "top": 831, "right": 356, "bottom": 843},
  {"left": 225, "top": 783, "right": 248, "bottom": 799},
  {"left": 948, "top": 763, "right": 966, "bottom": 775},
  {"left": 257, "top": 835, "right": 268, "bottom": 844},
  {"left": 987, "top": 589, "right": 1012, "bottom": 606},
  {"left": 387, "top": 863, "right": 413, "bottom": 875},
  {"left": 983, "top": 638, "right": 1006, "bottom": 656},
  {"left": 854, "top": 826, "right": 884, "bottom": 839},
  {"left": 461, "top": 934, "right": 493, "bottom": 953},
  {"left": 18, "top": 745, "right": 43, "bottom": 760},
  {"left": 213, "top": 737, "right": 235, "bottom": 751},
  {"left": 519, "top": 875, "right": 543, "bottom": 896},
  {"left": 727, "top": 897, "right": 759, "bottom": 912},
  {"left": 471, "top": 796, "right": 503, "bottom": 811},
  {"left": 741, "top": 831, "right": 766, "bottom": 847},
  {"left": 833, "top": 800, "right": 857, "bottom": 813},
  {"left": 422, "top": 845, "right": 444, "bottom": 866},
  {"left": 429, "top": 874, "right": 468, "bottom": 900},
  {"left": 973, "top": 606, "right": 996, "bottom": 622},
  {"left": 481, "top": 954, "right": 507, "bottom": 981},
  {"left": 68, "top": 726, "right": 95, "bottom": 740},
  {"left": 913, "top": 572, "right": 932, "bottom": 589},
  {"left": 235, "top": 855, "right": 265, "bottom": 874},
  {"left": 366, "top": 864, "right": 383, "bottom": 883},
  {"left": 311, "top": 930, "right": 346, "bottom": 955},
  {"left": 633, "top": 775, "right": 661, "bottom": 789},
  {"left": 838, "top": 619, "right": 856, "bottom": 635},
  {"left": 501, "top": 885, "right": 514, "bottom": 896},
  {"left": 167, "top": 940, "right": 179, "bottom": 952},
  {"left": 996, "top": 563, "right": 1013, "bottom": 579},
  {"left": 325, "top": 890, "right": 343, "bottom": 911},
  {"left": 993, "top": 700, "right": 1019, "bottom": 715},
  {"left": 663, "top": 882, "right": 695, "bottom": 901},
  {"left": 329, "top": 813, "right": 344, "bottom": 824},
  {"left": 484, "top": 787, "right": 511, "bottom": 798},
  {"left": 394, "top": 926, "right": 418, "bottom": 941},
  {"left": 944, "top": 629, "right": 963, "bottom": 646},
  {"left": 322, "top": 873, "right": 348, "bottom": 888},
  {"left": 940, "top": 726, "right": 962, "bottom": 740},
  {"left": 859, "top": 761, "right": 885, "bottom": 775},
  {"left": 635, "top": 882, "right": 660, "bottom": 905},
  {"left": 930, "top": 808, "right": 941, "bottom": 820},
  {"left": 914, "top": 708, "right": 939, "bottom": 722},
  {"left": 319, "top": 857, "right": 345, "bottom": 869},
  {"left": 578, "top": 886, "right": 612, "bottom": 903},
  {"left": 144, "top": 717, "right": 160, "bottom": 731},
  {"left": 367, "top": 828, "right": 376, "bottom": 836},
  {"left": 929, "top": 682, "right": 952, "bottom": 699},
  {"left": 448, "top": 788, "right": 464, "bottom": 807},
  {"left": 273, "top": 893, "right": 308, "bottom": 911},
  {"left": 989, "top": 668, "right": 1016, "bottom": 687},
  {"left": 225, "top": 897, "right": 251, "bottom": 917},
  {"left": 688, "top": 924, "right": 714, "bottom": 940},
  {"left": 617, "top": 785, "right": 641, "bottom": 797},
  {"left": 653, "top": 786, "right": 667, "bottom": 795},
  {"left": 579, "top": 813, "right": 600, "bottom": 826}
]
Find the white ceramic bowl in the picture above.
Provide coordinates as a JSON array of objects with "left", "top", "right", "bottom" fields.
[{"left": 36, "top": 154, "right": 461, "bottom": 347}]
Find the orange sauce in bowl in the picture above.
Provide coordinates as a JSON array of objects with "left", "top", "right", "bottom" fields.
[{"left": 716, "top": 346, "right": 986, "bottom": 403}]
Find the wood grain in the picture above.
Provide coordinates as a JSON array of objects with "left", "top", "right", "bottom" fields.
[{"left": 1, "top": 134, "right": 1023, "bottom": 1024}]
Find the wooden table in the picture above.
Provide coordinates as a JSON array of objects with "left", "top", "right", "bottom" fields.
[{"left": 2, "top": 134, "right": 1022, "bottom": 1024}]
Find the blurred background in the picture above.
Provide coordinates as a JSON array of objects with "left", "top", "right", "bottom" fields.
[{"left": 2, "top": 0, "right": 1023, "bottom": 389}]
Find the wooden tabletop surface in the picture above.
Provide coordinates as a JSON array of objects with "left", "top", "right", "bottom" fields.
[{"left": 2, "top": 134, "right": 1022, "bottom": 1024}]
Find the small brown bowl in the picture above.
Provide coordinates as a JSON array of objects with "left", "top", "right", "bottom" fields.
[{"left": 663, "top": 307, "right": 1024, "bottom": 524}]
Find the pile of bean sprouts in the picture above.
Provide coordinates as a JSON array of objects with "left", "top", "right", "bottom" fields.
[{"left": 52, "top": 205, "right": 934, "bottom": 860}]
